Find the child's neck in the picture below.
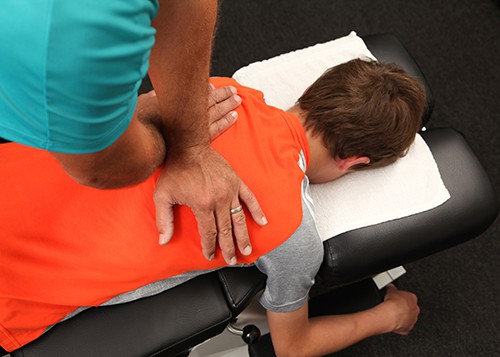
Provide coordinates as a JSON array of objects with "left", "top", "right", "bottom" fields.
[
  {"left": 286, "top": 105, "right": 308, "bottom": 133},
  {"left": 287, "top": 106, "right": 334, "bottom": 183}
]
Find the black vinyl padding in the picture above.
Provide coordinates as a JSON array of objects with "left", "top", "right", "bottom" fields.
[
  {"left": 11, "top": 273, "right": 232, "bottom": 357},
  {"left": 217, "top": 266, "right": 266, "bottom": 316}
]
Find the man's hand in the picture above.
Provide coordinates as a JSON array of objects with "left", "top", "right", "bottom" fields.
[
  {"left": 207, "top": 83, "right": 241, "bottom": 140},
  {"left": 139, "top": 84, "right": 242, "bottom": 142},
  {"left": 154, "top": 145, "right": 267, "bottom": 265},
  {"left": 382, "top": 284, "right": 420, "bottom": 335},
  {"left": 154, "top": 83, "right": 266, "bottom": 265},
  {"left": 149, "top": 0, "right": 266, "bottom": 265}
]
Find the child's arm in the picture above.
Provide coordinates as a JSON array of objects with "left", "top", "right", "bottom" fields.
[{"left": 267, "top": 284, "right": 420, "bottom": 357}]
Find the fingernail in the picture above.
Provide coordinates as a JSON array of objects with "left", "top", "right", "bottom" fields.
[
  {"left": 233, "top": 95, "right": 241, "bottom": 104},
  {"left": 243, "top": 245, "right": 252, "bottom": 256},
  {"left": 159, "top": 234, "right": 168, "bottom": 245},
  {"left": 207, "top": 253, "right": 215, "bottom": 261},
  {"left": 229, "top": 257, "right": 237, "bottom": 266},
  {"left": 209, "top": 83, "right": 215, "bottom": 89},
  {"left": 261, "top": 216, "right": 268, "bottom": 225},
  {"left": 229, "top": 86, "right": 237, "bottom": 94},
  {"left": 230, "top": 111, "right": 238, "bottom": 119}
]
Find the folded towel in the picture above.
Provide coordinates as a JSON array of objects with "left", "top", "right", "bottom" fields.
[
  {"left": 233, "top": 31, "right": 450, "bottom": 241},
  {"left": 310, "top": 134, "right": 450, "bottom": 240},
  {"left": 233, "top": 31, "right": 376, "bottom": 110}
]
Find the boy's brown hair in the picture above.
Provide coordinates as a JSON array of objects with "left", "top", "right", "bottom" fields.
[{"left": 298, "top": 58, "right": 426, "bottom": 170}]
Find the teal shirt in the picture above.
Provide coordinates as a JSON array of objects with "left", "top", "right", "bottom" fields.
[{"left": 0, "top": 0, "right": 158, "bottom": 153}]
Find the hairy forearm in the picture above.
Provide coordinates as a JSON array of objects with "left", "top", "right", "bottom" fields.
[
  {"left": 149, "top": 0, "right": 218, "bottom": 151},
  {"left": 53, "top": 0, "right": 224, "bottom": 189},
  {"left": 52, "top": 102, "right": 166, "bottom": 189}
]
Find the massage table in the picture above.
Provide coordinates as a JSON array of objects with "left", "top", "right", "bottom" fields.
[{"left": 2, "top": 33, "right": 498, "bottom": 357}]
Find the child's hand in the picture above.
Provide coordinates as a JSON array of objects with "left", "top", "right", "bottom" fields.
[{"left": 382, "top": 284, "right": 420, "bottom": 335}]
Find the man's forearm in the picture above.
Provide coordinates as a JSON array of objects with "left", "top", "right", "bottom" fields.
[
  {"left": 53, "top": 0, "right": 219, "bottom": 189},
  {"left": 149, "top": 0, "right": 218, "bottom": 151},
  {"left": 145, "top": 0, "right": 264, "bottom": 262},
  {"left": 52, "top": 97, "right": 166, "bottom": 189}
]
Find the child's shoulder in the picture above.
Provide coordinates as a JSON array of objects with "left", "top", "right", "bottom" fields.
[{"left": 210, "top": 77, "right": 266, "bottom": 102}]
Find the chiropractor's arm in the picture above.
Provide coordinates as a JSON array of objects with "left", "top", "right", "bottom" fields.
[
  {"left": 148, "top": 0, "right": 266, "bottom": 265},
  {"left": 51, "top": 0, "right": 265, "bottom": 265},
  {"left": 50, "top": 85, "right": 240, "bottom": 190}
]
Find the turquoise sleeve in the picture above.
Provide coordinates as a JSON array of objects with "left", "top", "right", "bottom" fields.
[{"left": 0, "top": 0, "right": 159, "bottom": 153}]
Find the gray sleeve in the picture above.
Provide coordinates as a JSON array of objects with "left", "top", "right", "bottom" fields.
[{"left": 255, "top": 197, "right": 323, "bottom": 313}]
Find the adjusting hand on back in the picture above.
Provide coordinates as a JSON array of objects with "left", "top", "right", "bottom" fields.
[{"left": 154, "top": 84, "right": 268, "bottom": 265}]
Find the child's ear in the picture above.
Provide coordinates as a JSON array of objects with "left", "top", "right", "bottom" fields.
[{"left": 335, "top": 156, "right": 370, "bottom": 171}]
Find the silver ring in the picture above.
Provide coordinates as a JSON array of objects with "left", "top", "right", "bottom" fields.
[{"left": 230, "top": 205, "right": 243, "bottom": 215}]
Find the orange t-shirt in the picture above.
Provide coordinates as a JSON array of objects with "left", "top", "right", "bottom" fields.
[{"left": 0, "top": 78, "right": 310, "bottom": 352}]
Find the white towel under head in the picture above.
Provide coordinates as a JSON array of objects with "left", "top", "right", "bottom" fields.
[
  {"left": 310, "top": 133, "right": 450, "bottom": 240},
  {"left": 233, "top": 31, "right": 377, "bottom": 111},
  {"left": 233, "top": 31, "right": 450, "bottom": 241}
]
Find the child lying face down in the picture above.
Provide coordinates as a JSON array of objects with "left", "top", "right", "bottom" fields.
[{"left": 0, "top": 59, "right": 425, "bottom": 355}]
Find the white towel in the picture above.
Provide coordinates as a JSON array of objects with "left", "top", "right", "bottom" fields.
[
  {"left": 310, "top": 134, "right": 450, "bottom": 240},
  {"left": 233, "top": 31, "right": 450, "bottom": 241},
  {"left": 233, "top": 31, "right": 376, "bottom": 110}
]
